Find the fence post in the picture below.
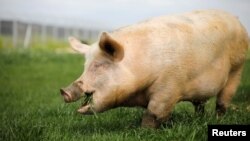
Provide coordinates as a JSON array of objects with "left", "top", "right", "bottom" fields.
[
  {"left": 82, "top": 29, "right": 88, "bottom": 40},
  {"left": 53, "top": 26, "right": 58, "bottom": 40},
  {"left": 13, "top": 21, "right": 18, "bottom": 47},
  {"left": 64, "top": 28, "right": 69, "bottom": 40},
  {"left": 24, "top": 24, "right": 32, "bottom": 48},
  {"left": 41, "top": 25, "right": 47, "bottom": 44},
  {"left": 0, "top": 20, "right": 1, "bottom": 35},
  {"left": 73, "top": 28, "right": 79, "bottom": 38}
]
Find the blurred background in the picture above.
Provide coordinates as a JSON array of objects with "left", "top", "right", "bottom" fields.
[
  {"left": 0, "top": 0, "right": 249, "bottom": 48},
  {"left": 0, "top": 1, "right": 250, "bottom": 140}
]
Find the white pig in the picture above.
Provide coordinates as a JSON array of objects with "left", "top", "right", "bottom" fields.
[{"left": 60, "top": 10, "right": 248, "bottom": 128}]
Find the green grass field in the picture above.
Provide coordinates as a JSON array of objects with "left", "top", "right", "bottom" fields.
[{"left": 0, "top": 47, "right": 249, "bottom": 141}]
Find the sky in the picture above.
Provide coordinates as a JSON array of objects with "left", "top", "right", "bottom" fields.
[{"left": 0, "top": 0, "right": 250, "bottom": 32}]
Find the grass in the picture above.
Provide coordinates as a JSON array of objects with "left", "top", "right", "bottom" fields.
[{"left": 0, "top": 47, "right": 250, "bottom": 141}]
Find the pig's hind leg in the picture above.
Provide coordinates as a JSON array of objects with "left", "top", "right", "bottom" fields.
[{"left": 216, "top": 65, "right": 244, "bottom": 116}]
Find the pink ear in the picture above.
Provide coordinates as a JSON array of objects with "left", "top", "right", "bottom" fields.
[
  {"left": 68, "top": 37, "right": 89, "bottom": 54},
  {"left": 99, "top": 32, "right": 124, "bottom": 62}
]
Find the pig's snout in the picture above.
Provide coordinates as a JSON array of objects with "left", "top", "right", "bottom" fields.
[{"left": 60, "top": 88, "right": 72, "bottom": 103}]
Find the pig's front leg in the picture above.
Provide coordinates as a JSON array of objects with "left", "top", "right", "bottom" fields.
[{"left": 141, "top": 89, "right": 180, "bottom": 128}]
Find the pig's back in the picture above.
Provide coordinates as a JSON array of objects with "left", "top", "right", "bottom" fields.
[{"left": 112, "top": 10, "right": 248, "bottom": 75}]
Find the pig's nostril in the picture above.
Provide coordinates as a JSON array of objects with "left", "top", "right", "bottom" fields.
[
  {"left": 60, "top": 88, "right": 66, "bottom": 96},
  {"left": 60, "top": 88, "right": 72, "bottom": 102},
  {"left": 60, "top": 88, "right": 70, "bottom": 97}
]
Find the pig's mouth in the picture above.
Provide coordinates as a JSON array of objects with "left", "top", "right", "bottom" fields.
[
  {"left": 60, "top": 87, "right": 96, "bottom": 114},
  {"left": 77, "top": 92, "right": 95, "bottom": 114}
]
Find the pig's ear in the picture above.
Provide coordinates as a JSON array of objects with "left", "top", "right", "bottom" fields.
[
  {"left": 68, "top": 37, "right": 89, "bottom": 54},
  {"left": 99, "top": 32, "right": 124, "bottom": 62}
]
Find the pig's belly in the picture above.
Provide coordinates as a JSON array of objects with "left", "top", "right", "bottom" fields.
[{"left": 182, "top": 59, "right": 229, "bottom": 101}]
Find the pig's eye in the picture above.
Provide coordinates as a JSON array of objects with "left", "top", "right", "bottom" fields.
[
  {"left": 77, "top": 81, "right": 83, "bottom": 84},
  {"left": 89, "top": 61, "right": 110, "bottom": 72},
  {"left": 94, "top": 63, "right": 102, "bottom": 68},
  {"left": 93, "top": 62, "right": 110, "bottom": 69}
]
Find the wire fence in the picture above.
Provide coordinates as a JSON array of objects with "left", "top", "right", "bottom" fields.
[{"left": 0, "top": 20, "right": 102, "bottom": 48}]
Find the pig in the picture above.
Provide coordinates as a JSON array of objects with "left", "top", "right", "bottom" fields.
[{"left": 60, "top": 10, "right": 248, "bottom": 128}]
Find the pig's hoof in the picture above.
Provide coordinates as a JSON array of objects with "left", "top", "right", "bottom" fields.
[
  {"left": 216, "top": 103, "right": 226, "bottom": 118},
  {"left": 141, "top": 117, "right": 160, "bottom": 128},
  {"left": 216, "top": 109, "right": 226, "bottom": 120},
  {"left": 141, "top": 122, "right": 160, "bottom": 128},
  {"left": 216, "top": 111, "right": 226, "bottom": 119}
]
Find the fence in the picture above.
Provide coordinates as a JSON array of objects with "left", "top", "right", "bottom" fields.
[{"left": 0, "top": 20, "right": 102, "bottom": 48}]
